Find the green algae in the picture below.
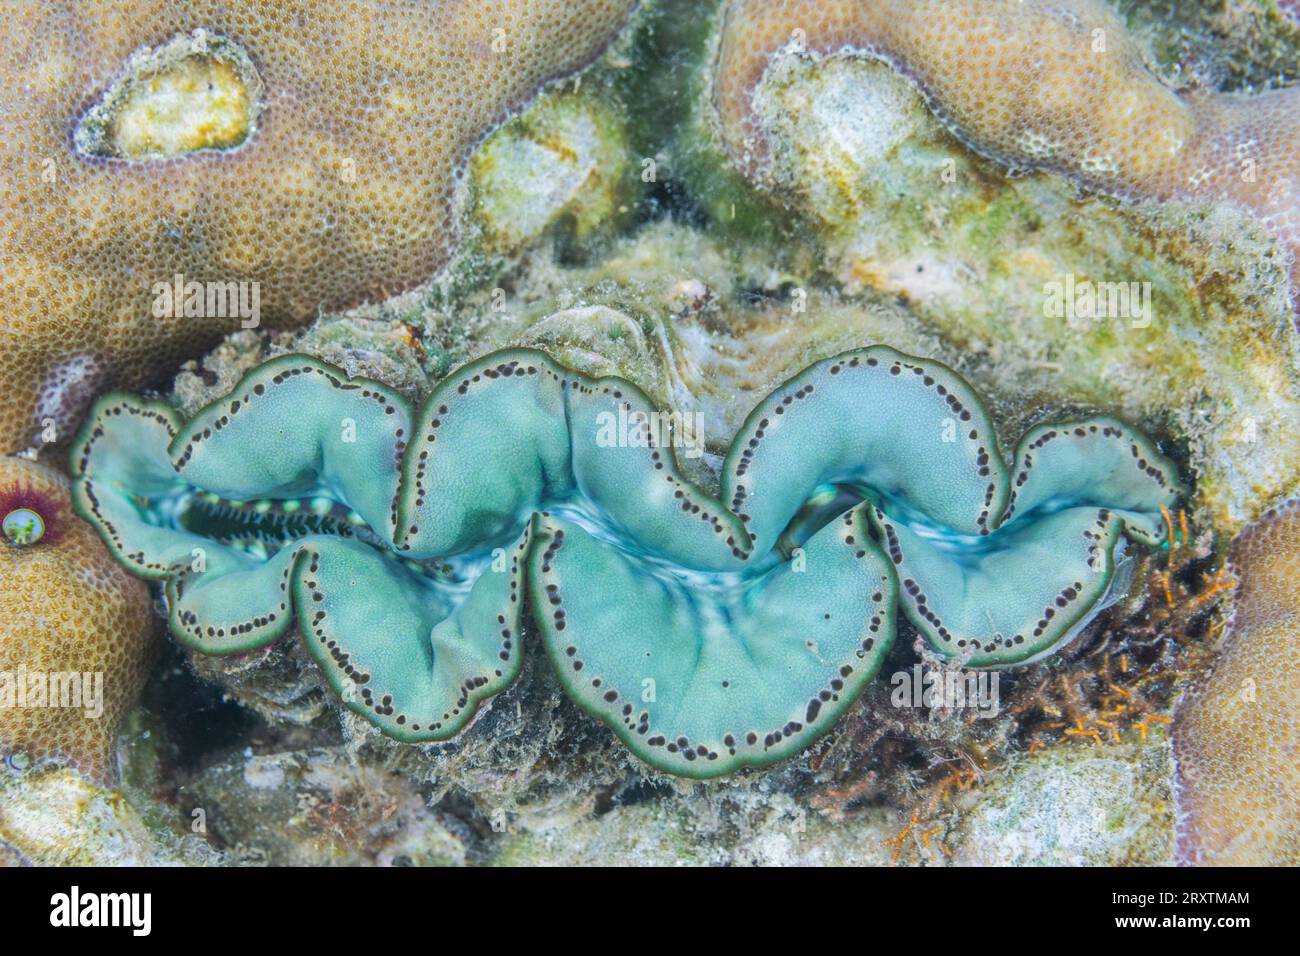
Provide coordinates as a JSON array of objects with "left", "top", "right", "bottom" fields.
[
  {"left": 1116, "top": 0, "right": 1300, "bottom": 91},
  {"left": 468, "top": 90, "right": 636, "bottom": 257}
]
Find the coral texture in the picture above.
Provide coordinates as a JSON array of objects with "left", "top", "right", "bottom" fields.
[
  {"left": 1173, "top": 498, "right": 1300, "bottom": 865},
  {"left": 0, "top": 0, "right": 637, "bottom": 451},
  {"left": 71, "top": 346, "right": 1178, "bottom": 778},
  {"left": 0, "top": 457, "right": 156, "bottom": 785},
  {"left": 952, "top": 734, "right": 1175, "bottom": 866},
  {"left": 712, "top": 0, "right": 1300, "bottom": 302},
  {"left": 0, "top": 766, "right": 205, "bottom": 865}
]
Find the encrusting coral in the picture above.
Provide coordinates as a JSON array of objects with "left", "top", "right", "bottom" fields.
[
  {"left": 0, "top": 0, "right": 638, "bottom": 452},
  {"left": 71, "top": 345, "right": 1180, "bottom": 778},
  {"left": 0, "top": 456, "right": 157, "bottom": 785},
  {"left": 1173, "top": 498, "right": 1300, "bottom": 865},
  {"left": 711, "top": 0, "right": 1300, "bottom": 305}
]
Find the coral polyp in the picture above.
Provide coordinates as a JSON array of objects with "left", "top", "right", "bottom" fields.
[{"left": 71, "top": 346, "right": 1179, "bottom": 777}]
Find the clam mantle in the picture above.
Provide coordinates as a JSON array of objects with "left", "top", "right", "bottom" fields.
[{"left": 71, "top": 345, "right": 1181, "bottom": 777}]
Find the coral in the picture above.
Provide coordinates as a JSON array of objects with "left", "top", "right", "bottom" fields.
[
  {"left": 711, "top": 0, "right": 1300, "bottom": 304},
  {"left": 878, "top": 761, "right": 978, "bottom": 864},
  {"left": 1173, "top": 498, "right": 1300, "bottom": 865},
  {"left": 0, "top": 0, "right": 638, "bottom": 451},
  {"left": 0, "top": 456, "right": 157, "bottom": 785},
  {"left": 1, "top": 0, "right": 1288, "bottom": 867},
  {"left": 71, "top": 344, "right": 1178, "bottom": 778},
  {"left": 0, "top": 766, "right": 212, "bottom": 865}
]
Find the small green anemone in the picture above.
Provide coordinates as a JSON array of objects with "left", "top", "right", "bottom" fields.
[
  {"left": 3, "top": 509, "right": 44, "bottom": 547},
  {"left": 0, "top": 480, "right": 63, "bottom": 547}
]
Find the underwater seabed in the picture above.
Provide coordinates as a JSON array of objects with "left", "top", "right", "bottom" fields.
[{"left": 2, "top": 0, "right": 1299, "bottom": 868}]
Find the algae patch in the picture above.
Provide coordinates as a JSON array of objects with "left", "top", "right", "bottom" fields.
[{"left": 75, "top": 31, "right": 263, "bottom": 161}]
